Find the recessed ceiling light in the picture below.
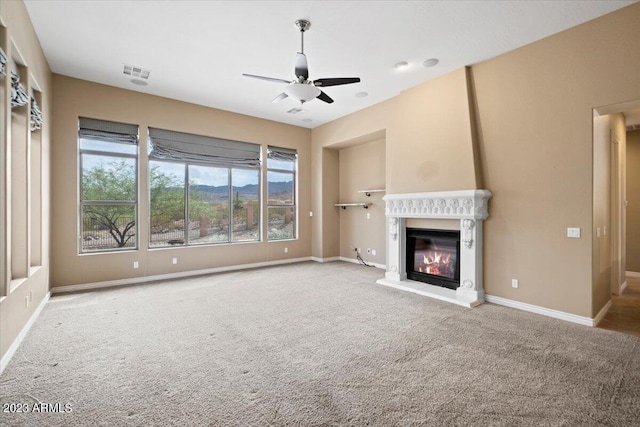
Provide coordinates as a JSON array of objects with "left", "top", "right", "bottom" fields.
[
  {"left": 394, "top": 61, "right": 409, "bottom": 70},
  {"left": 422, "top": 58, "right": 440, "bottom": 68},
  {"left": 130, "top": 79, "right": 148, "bottom": 86},
  {"left": 301, "top": 118, "right": 313, "bottom": 122},
  {"left": 355, "top": 91, "right": 368, "bottom": 98}
]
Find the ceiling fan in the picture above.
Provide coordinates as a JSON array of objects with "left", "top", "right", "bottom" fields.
[{"left": 242, "top": 19, "right": 361, "bottom": 104}]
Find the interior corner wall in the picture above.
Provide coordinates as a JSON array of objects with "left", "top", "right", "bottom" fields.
[
  {"left": 311, "top": 100, "right": 393, "bottom": 260},
  {"left": 626, "top": 130, "right": 640, "bottom": 273},
  {"left": 609, "top": 113, "right": 627, "bottom": 297},
  {"left": 338, "top": 139, "right": 386, "bottom": 265},
  {"left": 320, "top": 148, "right": 340, "bottom": 259},
  {"left": 50, "top": 75, "right": 311, "bottom": 288},
  {"left": 592, "top": 114, "right": 612, "bottom": 314},
  {"left": 471, "top": 2, "right": 640, "bottom": 317},
  {"left": 0, "top": 1, "right": 52, "bottom": 364}
]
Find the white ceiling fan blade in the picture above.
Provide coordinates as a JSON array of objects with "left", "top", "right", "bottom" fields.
[
  {"left": 272, "top": 92, "right": 288, "bottom": 103},
  {"left": 242, "top": 73, "right": 291, "bottom": 84}
]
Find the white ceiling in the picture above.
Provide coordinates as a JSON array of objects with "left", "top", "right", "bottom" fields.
[{"left": 24, "top": 0, "right": 635, "bottom": 129}]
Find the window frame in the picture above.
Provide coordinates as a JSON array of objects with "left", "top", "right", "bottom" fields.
[
  {"left": 78, "top": 123, "right": 139, "bottom": 254},
  {"left": 267, "top": 147, "right": 298, "bottom": 241},
  {"left": 148, "top": 157, "right": 261, "bottom": 248}
]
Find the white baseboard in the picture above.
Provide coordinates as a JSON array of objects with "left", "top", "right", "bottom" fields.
[
  {"left": 626, "top": 271, "right": 640, "bottom": 278},
  {"left": 339, "top": 256, "right": 386, "bottom": 270},
  {"left": 593, "top": 300, "right": 612, "bottom": 326},
  {"left": 1, "top": 292, "right": 51, "bottom": 375},
  {"left": 51, "top": 257, "right": 312, "bottom": 294},
  {"left": 310, "top": 256, "right": 340, "bottom": 263},
  {"left": 485, "top": 294, "right": 603, "bottom": 327},
  {"left": 620, "top": 281, "right": 628, "bottom": 293}
]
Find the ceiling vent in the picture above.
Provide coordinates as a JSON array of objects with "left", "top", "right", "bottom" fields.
[
  {"left": 286, "top": 107, "right": 303, "bottom": 114},
  {"left": 123, "top": 64, "right": 150, "bottom": 79}
]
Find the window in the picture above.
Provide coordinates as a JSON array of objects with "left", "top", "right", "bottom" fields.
[
  {"left": 148, "top": 128, "right": 261, "bottom": 247},
  {"left": 79, "top": 118, "right": 139, "bottom": 253},
  {"left": 267, "top": 146, "right": 297, "bottom": 240}
]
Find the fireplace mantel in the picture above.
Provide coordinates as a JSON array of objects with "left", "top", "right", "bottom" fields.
[{"left": 377, "top": 189, "right": 492, "bottom": 307}]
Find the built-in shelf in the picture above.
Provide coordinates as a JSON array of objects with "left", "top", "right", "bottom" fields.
[
  {"left": 357, "top": 189, "right": 386, "bottom": 197},
  {"left": 334, "top": 203, "right": 371, "bottom": 209}
]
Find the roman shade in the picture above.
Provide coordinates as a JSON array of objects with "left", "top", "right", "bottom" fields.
[
  {"left": 148, "top": 128, "right": 261, "bottom": 168},
  {"left": 268, "top": 146, "right": 297, "bottom": 162},
  {"left": 78, "top": 117, "right": 139, "bottom": 145}
]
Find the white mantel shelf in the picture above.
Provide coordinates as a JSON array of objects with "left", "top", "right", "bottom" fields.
[
  {"left": 383, "top": 190, "right": 491, "bottom": 220},
  {"left": 378, "top": 189, "right": 492, "bottom": 308}
]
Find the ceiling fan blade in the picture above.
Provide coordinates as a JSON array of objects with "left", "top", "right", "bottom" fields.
[
  {"left": 314, "top": 77, "right": 361, "bottom": 87},
  {"left": 242, "top": 73, "right": 291, "bottom": 84},
  {"left": 317, "top": 91, "right": 334, "bottom": 104},
  {"left": 272, "top": 92, "right": 288, "bottom": 103},
  {"left": 295, "top": 53, "right": 309, "bottom": 80}
]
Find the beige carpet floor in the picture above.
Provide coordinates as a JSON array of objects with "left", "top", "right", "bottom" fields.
[{"left": 1, "top": 261, "right": 639, "bottom": 426}]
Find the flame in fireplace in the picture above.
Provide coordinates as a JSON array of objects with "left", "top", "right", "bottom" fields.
[{"left": 416, "top": 249, "right": 453, "bottom": 277}]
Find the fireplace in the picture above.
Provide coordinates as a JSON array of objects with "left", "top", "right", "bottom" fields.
[
  {"left": 377, "top": 190, "right": 491, "bottom": 308},
  {"left": 406, "top": 228, "right": 460, "bottom": 290}
]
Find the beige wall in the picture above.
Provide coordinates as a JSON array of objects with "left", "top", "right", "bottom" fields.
[
  {"left": 51, "top": 75, "right": 311, "bottom": 288},
  {"left": 388, "top": 68, "right": 478, "bottom": 194},
  {"left": 312, "top": 2, "right": 640, "bottom": 318},
  {"left": 338, "top": 139, "right": 386, "bottom": 264},
  {"left": 627, "top": 130, "right": 640, "bottom": 273},
  {"left": 1, "top": 1, "right": 52, "bottom": 362}
]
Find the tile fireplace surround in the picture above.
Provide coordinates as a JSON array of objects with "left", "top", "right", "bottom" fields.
[{"left": 377, "top": 190, "right": 492, "bottom": 308}]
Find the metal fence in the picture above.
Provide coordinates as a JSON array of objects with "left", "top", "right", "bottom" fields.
[{"left": 82, "top": 213, "right": 260, "bottom": 250}]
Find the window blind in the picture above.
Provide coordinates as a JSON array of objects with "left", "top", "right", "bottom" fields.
[
  {"left": 79, "top": 117, "right": 139, "bottom": 145},
  {"left": 149, "top": 128, "right": 261, "bottom": 168},
  {"left": 268, "top": 146, "right": 297, "bottom": 162}
]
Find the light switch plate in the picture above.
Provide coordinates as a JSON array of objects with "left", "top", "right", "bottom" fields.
[{"left": 567, "top": 227, "right": 581, "bottom": 238}]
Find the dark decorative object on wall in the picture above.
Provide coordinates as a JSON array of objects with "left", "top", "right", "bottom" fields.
[
  {"left": 30, "top": 96, "right": 43, "bottom": 131},
  {"left": 0, "top": 47, "right": 6, "bottom": 77},
  {"left": 11, "top": 70, "right": 29, "bottom": 108}
]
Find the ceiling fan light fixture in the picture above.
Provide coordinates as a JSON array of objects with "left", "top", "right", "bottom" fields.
[{"left": 284, "top": 83, "right": 321, "bottom": 103}]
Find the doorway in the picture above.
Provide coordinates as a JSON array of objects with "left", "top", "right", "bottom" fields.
[{"left": 593, "top": 99, "right": 640, "bottom": 335}]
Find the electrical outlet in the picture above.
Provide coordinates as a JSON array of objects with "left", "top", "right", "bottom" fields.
[
  {"left": 366, "top": 212, "right": 371, "bottom": 219},
  {"left": 133, "top": 261, "right": 139, "bottom": 269},
  {"left": 372, "top": 249, "right": 377, "bottom": 256},
  {"left": 284, "top": 247, "right": 288, "bottom": 253},
  {"left": 309, "top": 211, "right": 313, "bottom": 217},
  {"left": 512, "top": 279, "right": 519, "bottom": 289},
  {"left": 172, "top": 258, "right": 178, "bottom": 265}
]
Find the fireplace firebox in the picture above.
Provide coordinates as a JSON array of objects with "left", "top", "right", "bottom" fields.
[{"left": 406, "top": 228, "right": 460, "bottom": 290}]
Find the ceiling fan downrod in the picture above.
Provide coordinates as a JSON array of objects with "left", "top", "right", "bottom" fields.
[{"left": 295, "top": 19, "right": 311, "bottom": 54}]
